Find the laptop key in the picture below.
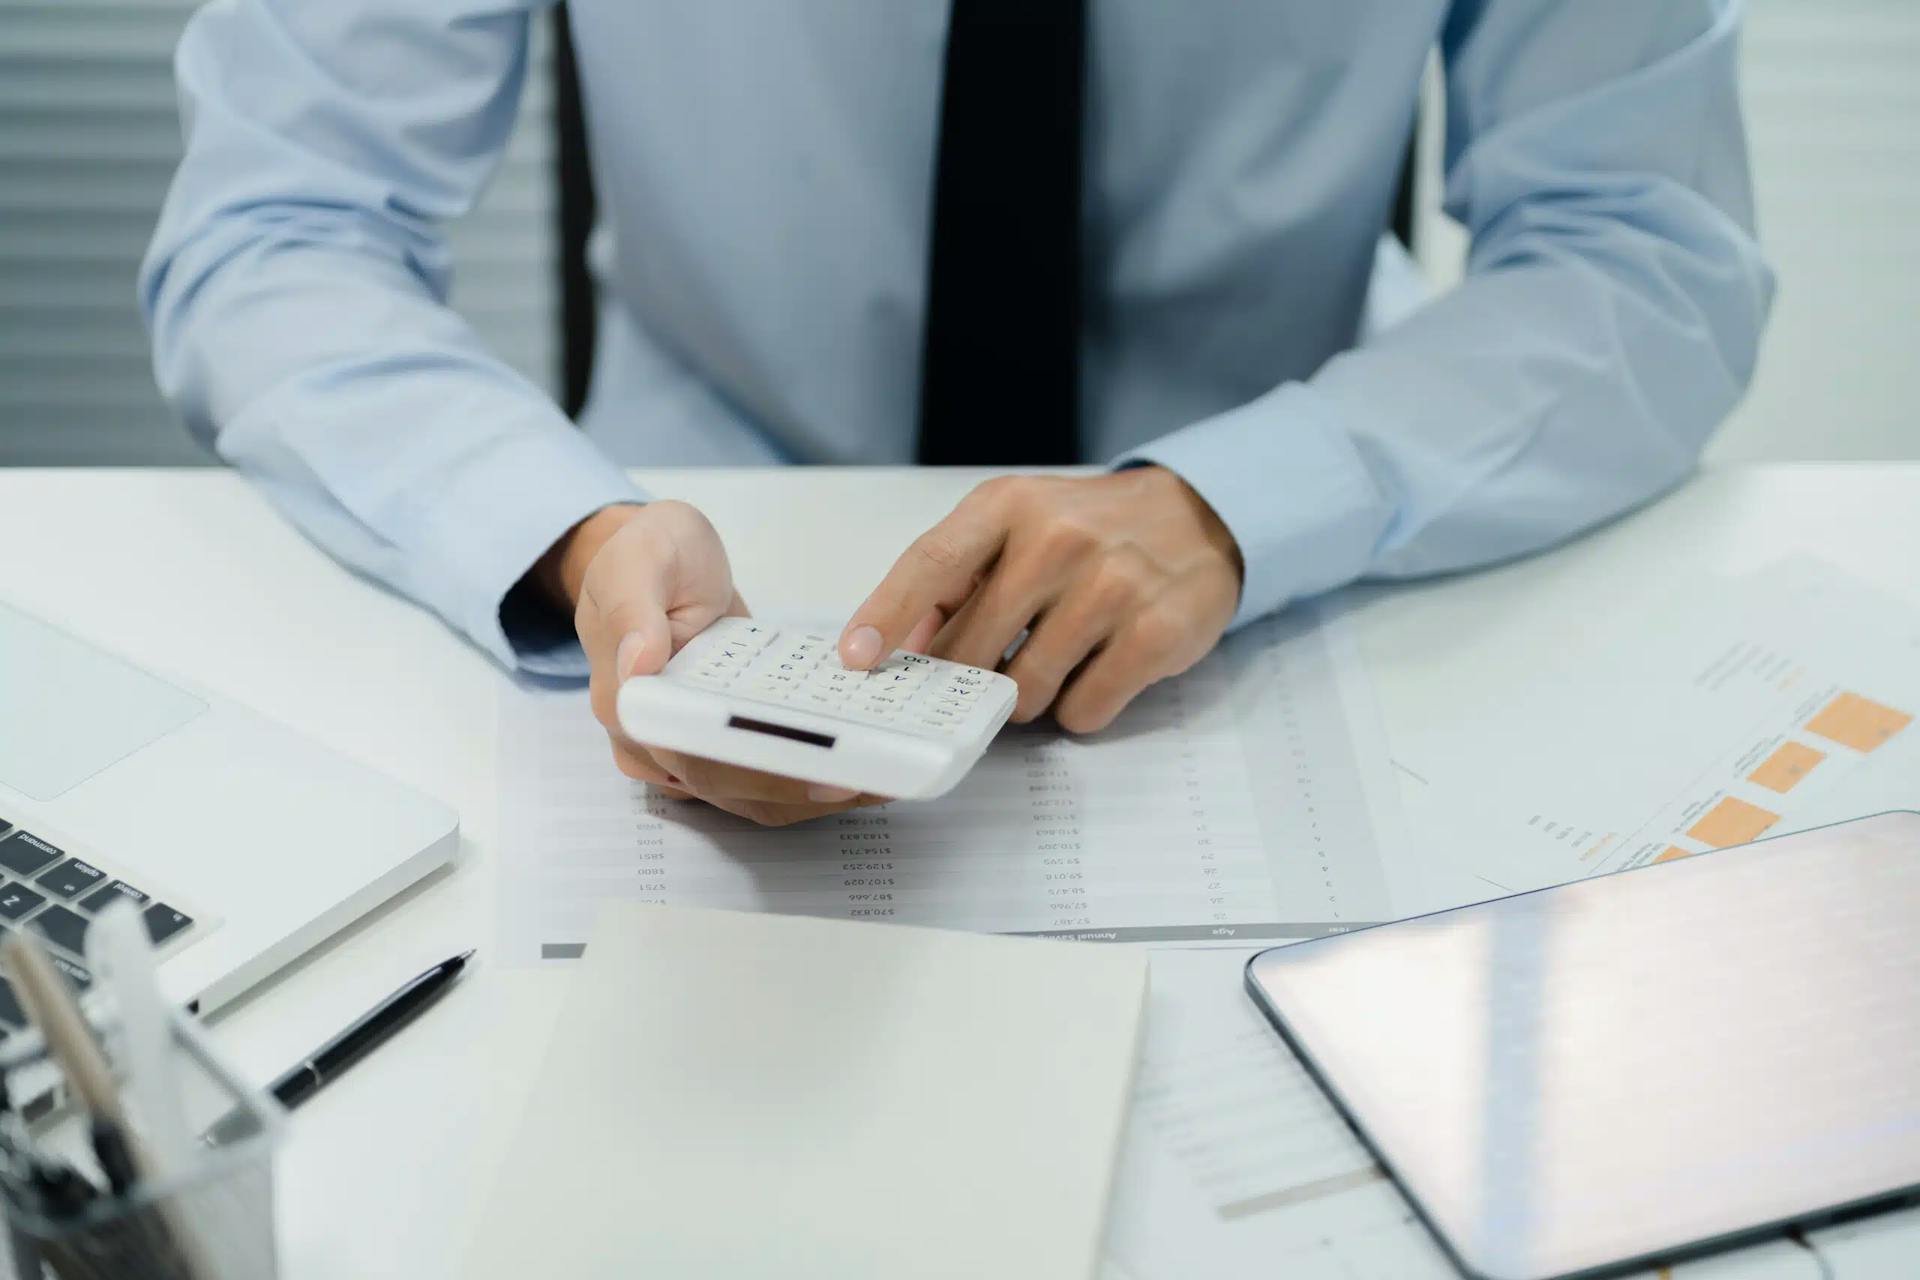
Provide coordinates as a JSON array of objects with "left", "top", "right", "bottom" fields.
[
  {"left": 31, "top": 906, "right": 90, "bottom": 956},
  {"left": 79, "top": 880, "right": 150, "bottom": 915},
  {"left": 0, "top": 884, "right": 45, "bottom": 922},
  {"left": 143, "top": 904, "right": 193, "bottom": 946},
  {"left": 0, "top": 818, "right": 13, "bottom": 838},
  {"left": 0, "top": 832, "right": 62, "bottom": 878},
  {"left": 35, "top": 858, "right": 107, "bottom": 900},
  {"left": 0, "top": 979, "right": 23, "bottom": 1028},
  {"left": 48, "top": 954, "right": 91, "bottom": 992}
]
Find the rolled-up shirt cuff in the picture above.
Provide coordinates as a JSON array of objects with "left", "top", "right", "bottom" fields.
[
  {"left": 1114, "top": 382, "right": 1393, "bottom": 631},
  {"left": 414, "top": 424, "right": 645, "bottom": 676}
]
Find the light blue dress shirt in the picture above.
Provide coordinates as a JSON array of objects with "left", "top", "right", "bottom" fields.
[{"left": 141, "top": 0, "right": 1772, "bottom": 678}]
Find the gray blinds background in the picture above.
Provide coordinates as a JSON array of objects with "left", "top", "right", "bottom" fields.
[
  {"left": 0, "top": 0, "right": 558, "bottom": 465},
  {"left": 0, "top": 0, "right": 1914, "bottom": 465},
  {"left": 1722, "top": 0, "right": 1920, "bottom": 461}
]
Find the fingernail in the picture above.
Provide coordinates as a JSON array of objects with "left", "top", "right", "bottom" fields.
[
  {"left": 615, "top": 631, "right": 647, "bottom": 679},
  {"left": 807, "top": 783, "right": 858, "bottom": 803},
  {"left": 841, "top": 625, "right": 883, "bottom": 669}
]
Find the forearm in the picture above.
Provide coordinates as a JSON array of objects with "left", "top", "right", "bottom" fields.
[
  {"left": 140, "top": 0, "right": 643, "bottom": 672},
  {"left": 1124, "top": 0, "right": 1773, "bottom": 626},
  {"left": 146, "top": 228, "right": 643, "bottom": 670}
]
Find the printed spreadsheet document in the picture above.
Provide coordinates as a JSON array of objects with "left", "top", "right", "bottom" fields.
[{"left": 496, "top": 606, "right": 1418, "bottom": 965}]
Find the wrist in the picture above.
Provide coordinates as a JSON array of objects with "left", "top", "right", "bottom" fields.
[
  {"left": 537, "top": 502, "right": 649, "bottom": 609},
  {"left": 1141, "top": 464, "right": 1245, "bottom": 586}
]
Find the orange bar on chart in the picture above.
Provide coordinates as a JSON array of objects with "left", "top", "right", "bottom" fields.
[
  {"left": 1687, "top": 797, "right": 1780, "bottom": 849},
  {"left": 1805, "top": 691, "right": 1912, "bottom": 753},
  {"left": 1653, "top": 846, "right": 1693, "bottom": 864},
  {"left": 1747, "top": 741, "right": 1826, "bottom": 793}
]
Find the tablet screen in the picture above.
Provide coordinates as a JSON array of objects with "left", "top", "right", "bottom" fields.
[{"left": 1245, "top": 811, "right": 1920, "bottom": 1280}]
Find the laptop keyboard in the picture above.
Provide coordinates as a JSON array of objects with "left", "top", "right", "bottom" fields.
[{"left": 0, "top": 814, "right": 198, "bottom": 1039}]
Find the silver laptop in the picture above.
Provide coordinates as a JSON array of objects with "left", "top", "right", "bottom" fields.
[{"left": 0, "top": 598, "right": 457, "bottom": 1032}]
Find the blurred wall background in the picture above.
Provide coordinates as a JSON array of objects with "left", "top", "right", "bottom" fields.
[
  {"left": 1, "top": 0, "right": 557, "bottom": 465},
  {"left": 1, "top": 0, "right": 1913, "bottom": 466}
]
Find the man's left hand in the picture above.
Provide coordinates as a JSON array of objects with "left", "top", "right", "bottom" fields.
[{"left": 838, "top": 467, "right": 1244, "bottom": 733}]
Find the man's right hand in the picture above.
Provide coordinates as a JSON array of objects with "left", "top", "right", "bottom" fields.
[{"left": 538, "top": 501, "right": 886, "bottom": 826}]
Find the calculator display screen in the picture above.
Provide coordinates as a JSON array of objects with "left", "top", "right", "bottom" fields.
[{"left": 727, "top": 715, "right": 836, "bottom": 749}]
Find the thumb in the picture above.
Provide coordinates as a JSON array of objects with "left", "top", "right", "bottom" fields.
[
  {"left": 612, "top": 608, "right": 674, "bottom": 679},
  {"left": 583, "top": 581, "right": 673, "bottom": 734},
  {"left": 580, "top": 529, "right": 679, "bottom": 682}
]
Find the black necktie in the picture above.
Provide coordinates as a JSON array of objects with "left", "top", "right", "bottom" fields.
[{"left": 917, "top": 0, "right": 1087, "bottom": 466}]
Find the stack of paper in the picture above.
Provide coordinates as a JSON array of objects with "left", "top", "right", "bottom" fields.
[{"left": 462, "top": 905, "right": 1146, "bottom": 1279}]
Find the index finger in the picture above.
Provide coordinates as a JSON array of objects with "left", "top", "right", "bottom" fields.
[{"left": 838, "top": 499, "right": 1007, "bottom": 669}]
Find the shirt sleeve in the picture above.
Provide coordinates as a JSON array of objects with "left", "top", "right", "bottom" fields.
[
  {"left": 1121, "top": 0, "right": 1775, "bottom": 631},
  {"left": 139, "top": 0, "right": 641, "bottom": 674}
]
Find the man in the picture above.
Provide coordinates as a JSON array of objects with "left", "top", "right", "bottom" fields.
[{"left": 141, "top": 2, "right": 1772, "bottom": 825}]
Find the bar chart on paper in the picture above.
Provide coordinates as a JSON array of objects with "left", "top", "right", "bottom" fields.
[
  {"left": 1401, "top": 562, "right": 1920, "bottom": 896},
  {"left": 497, "top": 610, "right": 1411, "bottom": 964}
]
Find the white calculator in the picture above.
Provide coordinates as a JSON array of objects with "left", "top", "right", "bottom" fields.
[{"left": 616, "top": 617, "right": 1018, "bottom": 800}]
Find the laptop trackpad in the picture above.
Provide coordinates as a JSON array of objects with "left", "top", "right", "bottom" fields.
[{"left": 0, "top": 601, "right": 207, "bottom": 802}]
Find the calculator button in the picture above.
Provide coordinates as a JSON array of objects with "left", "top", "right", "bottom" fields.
[
  {"left": 855, "top": 698, "right": 902, "bottom": 720},
  {"left": 792, "top": 690, "right": 841, "bottom": 712},
  {"left": 930, "top": 695, "right": 971, "bottom": 713},
  {"left": 808, "top": 668, "right": 865, "bottom": 690},
  {"left": 897, "top": 652, "right": 933, "bottom": 667},
  {"left": 713, "top": 642, "right": 756, "bottom": 666},
  {"left": 933, "top": 683, "right": 979, "bottom": 702},
  {"left": 721, "top": 625, "right": 768, "bottom": 652}
]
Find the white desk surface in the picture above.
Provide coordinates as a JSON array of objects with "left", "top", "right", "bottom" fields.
[{"left": 1, "top": 462, "right": 1916, "bottom": 1275}]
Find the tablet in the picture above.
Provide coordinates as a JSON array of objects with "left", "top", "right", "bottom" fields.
[{"left": 1245, "top": 811, "right": 1920, "bottom": 1280}]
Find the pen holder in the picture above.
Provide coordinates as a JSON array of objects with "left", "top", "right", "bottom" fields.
[{"left": 0, "top": 1010, "right": 283, "bottom": 1280}]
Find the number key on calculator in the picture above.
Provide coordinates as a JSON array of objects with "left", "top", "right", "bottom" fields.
[{"left": 616, "top": 618, "right": 1018, "bottom": 800}]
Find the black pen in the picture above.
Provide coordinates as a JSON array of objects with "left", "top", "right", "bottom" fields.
[{"left": 204, "top": 949, "right": 473, "bottom": 1145}]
